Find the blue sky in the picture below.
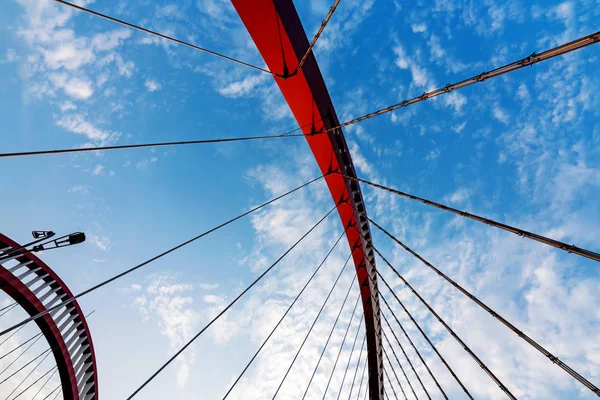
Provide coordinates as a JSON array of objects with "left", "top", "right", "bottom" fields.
[{"left": 0, "top": 0, "right": 599, "bottom": 399}]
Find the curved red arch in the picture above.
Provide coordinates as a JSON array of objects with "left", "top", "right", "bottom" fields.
[
  {"left": 231, "top": 1, "right": 383, "bottom": 398},
  {"left": 0, "top": 233, "right": 98, "bottom": 399}
]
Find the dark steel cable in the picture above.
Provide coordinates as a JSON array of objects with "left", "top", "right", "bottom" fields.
[
  {"left": 382, "top": 315, "right": 431, "bottom": 400},
  {"left": 5, "top": 349, "right": 52, "bottom": 399},
  {"left": 345, "top": 174, "right": 600, "bottom": 264},
  {"left": 356, "top": 350, "right": 369, "bottom": 400},
  {"left": 379, "top": 282, "right": 472, "bottom": 399},
  {"left": 348, "top": 231, "right": 472, "bottom": 400},
  {"left": 52, "top": 0, "right": 283, "bottom": 77},
  {"left": 0, "top": 132, "right": 307, "bottom": 159},
  {"left": 41, "top": 384, "right": 60, "bottom": 400},
  {"left": 336, "top": 324, "right": 364, "bottom": 400},
  {"left": 222, "top": 230, "right": 348, "bottom": 399},
  {"left": 348, "top": 337, "right": 367, "bottom": 400},
  {"left": 383, "top": 365, "right": 400, "bottom": 400},
  {"left": 380, "top": 295, "right": 446, "bottom": 399},
  {"left": 0, "top": 334, "right": 44, "bottom": 379},
  {"left": 0, "top": 325, "right": 26, "bottom": 347},
  {"left": 373, "top": 247, "right": 517, "bottom": 400},
  {"left": 326, "top": 31, "right": 600, "bottom": 133},
  {"left": 0, "top": 303, "right": 17, "bottom": 317},
  {"left": 271, "top": 253, "right": 353, "bottom": 399},
  {"left": 322, "top": 293, "right": 362, "bottom": 400},
  {"left": 50, "top": 388, "right": 61, "bottom": 400},
  {"left": 384, "top": 347, "right": 408, "bottom": 400},
  {"left": 128, "top": 204, "right": 337, "bottom": 399},
  {"left": 293, "top": 0, "right": 341, "bottom": 75},
  {"left": 0, "top": 348, "right": 52, "bottom": 384},
  {"left": 0, "top": 175, "right": 325, "bottom": 338},
  {"left": 11, "top": 365, "right": 56, "bottom": 400},
  {"left": 31, "top": 367, "right": 57, "bottom": 400},
  {"left": 0, "top": 333, "right": 43, "bottom": 361},
  {"left": 302, "top": 270, "right": 357, "bottom": 399},
  {"left": 371, "top": 217, "right": 600, "bottom": 396},
  {"left": 383, "top": 332, "right": 418, "bottom": 400},
  {"left": 0, "top": 302, "right": 16, "bottom": 313}
]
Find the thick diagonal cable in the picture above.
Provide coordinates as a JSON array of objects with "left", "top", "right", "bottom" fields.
[
  {"left": 0, "top": 303, "right": 18, "bottom": 317},
  {"left": 5, "top": 349, "right": 52, "bottom": 399},
  {"left": 0, "top": 132, "right": 308, "bottom": 159},
  {"left": 293, "top": 0, "right": 341, "bottom": 75},
  {"left": 222, "top": 230, "right": 347, "bottom": 399},
  {"left": 347, "top": 336, "right": 366, "bottom": 400},
  {"left": 345, "top": 174, "right": 600, "bottom": 263},
  {"left": 0, "top": 302, "right": 16, "bottom": 313},
  {"left": 373, "top": 247, "right": 517, "bottom": 400},
  {"left": 322, "top": 293, "right": 362, "bottom": 399},
  {"left": 336, "top": 322, "right": 364, "bottom": 400},
  {"left": 383, "top": 364, "right": 400, "bottom": 400},
  {"left": 271, "top": 252, "right": 353, "bottom": 399},
  {"left": 0, "top": 324, "right": 26, "bottom": 347},
  {"left": 302, "top": 269, "right": 357, "bottom": 399},
  {"left": 380, "top": 294, "right": 446, "bottom": 399},
  {"left": 11, "top": 365, "right": 57, "bottom": 400},
  {"left": 382, "top": 331, "right": 418, "bottom": 400},
  {"left": 52, "top": 0, "right": 283, "bottom": 77},
  {"left": 0, "top": 175, "right": 324, "bottom": 337},
  {"left": 356, "top": 350, "right": 369, "bottom": 400},
  {"left": 325, "top": 31, "right": 600, "bottom": 133},
  {"left": 384, "top": 347, "right": 408, "bottom": 400},
  {"left": 128, "top": 204, "right": 337, "bottom": 398},
  {"left": 371, "top": 217, "right": 600, "bottom": 396},
  {"left": 383, "top": 320, "right": 429, "bottom": 399},
  {"left": 32, "top": 367, "right": 57, "bottom": 400}
]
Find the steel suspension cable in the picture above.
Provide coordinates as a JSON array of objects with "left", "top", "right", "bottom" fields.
[
  {"left": 0, "top": 324, "right": 26, "bottom": 347},
  {"left": 322, "top": 293, "right": 362, "bottom": 400},
  {"left": 5, "top": 349, "right": 52, "bottom": 399},
  {"left": 379, "top": 278, "right": 473, "bottom": 399},
  {"left": 373, "top": 247, "right": 517, "bottom": 400},
  {"left": 0, "top": 334, "right": 44, "bottom": 379},
  {"left": 0, "top": 348, "right": 52, "bottom": 384},
  {"left": 41, "top": 384, "right": 60, "bottom": 400},
  {"left": 380, "top": 294, "right": 446, "bottom": 399},
  {"left": 0, "top": 302, "right": 16, "bottom": 313},
  {"left": 382, "top": 331, "right": 418, "bottom": 400},
  {"left": 383, "top": 322, "right": 430, "bottom": 400},
  {"left": 32, "top": 367, "right": 57, "bottom": 400},
  {"left": 347, "top": 336, "right": 366, "bottom": 400},
  {"left": 356, "top": 350, "right": 369, "bottom": 400},
  {"left": 0, "top": 333, "right": 43, "bottom": 361},
  {"left": 371, "top": 217, "right": 600, "bottom": 396},
  {"left": 0, "top": 132, "right": 309, "bottom": 159},
  {"left": 383, "top": 365, "right": 399, "bottom": 400},
  {"left": 302, "top": 270, "right": 357, "bottom": 399},
  {"left": 0, "top": 174, "right": 325, "bottom": 337},
  {"left": 383, "top": 347, "right": 408, "bottom": 400},
  {"left": 325, "top": 31, "right": 600, "bottom": 133},
  {"left": 50, "top": 388, "right": 62, "bottom": 400},
  {"left": 52, "top": 0, "right": 283, "bottom": 77},
  {"left": 222, "top": 230, "right": 348, "bottom": 399},
  {"left": 0, "top": 303, "right": 18, "bottom": 318},
  {"left": 129, "top": 204, "right": 337, "bottom": 398},
  {"left": 11, "top": 366, "right": 57, "bottom": 400},
  {"left": 336, "top": 324, "right": 364, "bottom": 400},
  {"left": 271, "top": 253, "right": 353, "bottom": 399},
  {"left": 345, "top": 174, "right": 600, "bottom": 264},
  {"left": 293, "top": 0, "right": 341, "bottom": 75}
]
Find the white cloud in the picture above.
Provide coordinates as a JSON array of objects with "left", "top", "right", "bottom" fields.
[
  {"left": 58, "top": 100, "right": 77, "bottom": 112},
  {"left": 68, "top": 185, "right": 91, "bottom": 195},
  {"left": 56, "top": 113, "right": 118, "bottom": 143},
  {"left": 493, "top": 105, "right": 510, "bottom": 125},
  {"left": 89, "top": 234, "right": 110, "bottom": 250},
  {"left": 217, "top": 74, "right": 268, "bottom": 98},
  {"left": 115, "top": 54, "right": 135, "bottom": 77},
  {"left": 91, "top": 29, "right": 131, "bottom": 52},
  {"left": 64, "top": 77, "right": 94, "bottom": 99},
  {"left": 1, "top": 49, "right": 19, "bottom": 63},
  {"left": 145, "top": 79, "right": 162, "bottom": 92},
  {"left": 411, "top": 23, "right": 427, "bottom": 33},
  {"left": 92, "top": 164, "right": 104, "bottom": 176},
  {"left": 424, "top": 148, "right": 441, "bottom": 161}
]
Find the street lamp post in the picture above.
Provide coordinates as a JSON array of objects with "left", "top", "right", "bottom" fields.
[{"left": 0, "top": 231, "right": 86, "bottom": 262}]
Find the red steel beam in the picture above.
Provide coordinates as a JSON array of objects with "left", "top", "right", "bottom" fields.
[{"left": 231, "top": 1, "right": 383, "bottom": 398}]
